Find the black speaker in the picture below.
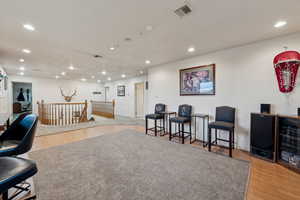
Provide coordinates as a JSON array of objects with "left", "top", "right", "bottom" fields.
[
  {"left": 298, "top": 108, "right": 300, "bottom": 116},
  {"left": 250, "top": 113, "right": 276, "bottom": 162},
  {"left": 145, "top": 81, "right": 149, "bottom": 90},
  {"left": 260, "top": 104, "right": 271, "bottom": 114}
]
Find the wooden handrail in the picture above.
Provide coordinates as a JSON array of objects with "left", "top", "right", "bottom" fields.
[
  {"left": 79, "top": 100, "right": 88, "bottom": 122},
  {"left": 37, "top": 100, "right": 88, "bottom": 126},
  {"left": 91, "top": 100, "right": 115, "bottom": 119}
]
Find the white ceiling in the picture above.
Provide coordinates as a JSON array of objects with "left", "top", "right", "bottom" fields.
[{"left": 0, "top": 0, "right": 300, "bottom": 83}]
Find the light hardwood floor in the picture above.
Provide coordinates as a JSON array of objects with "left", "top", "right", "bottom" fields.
[{"left": 31, "top": 125, "right": 300, "bottom": 200}]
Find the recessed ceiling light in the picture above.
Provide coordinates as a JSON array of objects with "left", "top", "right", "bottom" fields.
[
  {"left": 61, "top": 72, "right": 66, "bottom": 76},
  {"left": 23, "top": 24, "right": 35, "bottom": 31},
  {"left": 140, "top": 70, "right": 144, "bottom": 74},
  {"left": 274, "top": 21, "right": 287, "bottom": 28},
  {"left": 55, "top": 75, "right": 60, "bottom": 79},
  {"left": 19, "top": 66, "right": 25, "bottom": 71},
  {"left": 19, "top": 72, "right": 24, "bottom": 76},
  {"left": 145, "top": 60, "right": 151, "bottom": 64},
  {"left": 97, "top": 80, "right": 101, "bottom": 83},
  {"left": 68, "top": 65, "right": 75, "bottom": 70},
  {"left": 102, "top": 71, "right": 107, "bottom": 75},
  {"left": 91, "top": 75, "right": 95, "bottom": 79},
  {"left": 188, "top": 47, "right": 195, "bottom": 53},
  {"left": 121, "top": 74, "right": 126, "bottom": 78},
  {"left": 109, "top": 47, "right": 115, "bottom": 51},
  {"left": 22, "top": 49, "right": 31, "bottom": 54},
  {"left": 146, "top": 25, "right": 153, "bottom": 31},
  {"left": 19, "top": 58, "right": 25, "bottom": 63},
  {"left": 107, "top": 77, "right": 111, "bottom": 81},
  {"left": 81, "top": 78, "right": 87, "bottom": 82}
]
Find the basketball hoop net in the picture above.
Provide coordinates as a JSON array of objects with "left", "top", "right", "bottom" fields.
[{"left": 273, "top": 51, "right": 300, "bottom": 93}]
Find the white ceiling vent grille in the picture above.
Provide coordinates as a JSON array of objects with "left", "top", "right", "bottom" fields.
[{"left": 174, "top": 4, "right": 192, "bottom": 18}]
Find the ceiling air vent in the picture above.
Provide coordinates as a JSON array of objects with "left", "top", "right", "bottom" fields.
[
  {"left": 174, "top": 4, "right": 192, "bottom": 17},
  {"left": 93, "top": 54, "right": 102, "bottom": 58}
]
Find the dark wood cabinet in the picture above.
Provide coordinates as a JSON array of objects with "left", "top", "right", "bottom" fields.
[
  {"left": 277, "top": 115, "right": 300, "bottom": 173},
  {"left": 250, "top": 113, "right": 276, "bottom": 162},
  {"left": 251, "top": 113, "right": 300, "bottom": 173}
]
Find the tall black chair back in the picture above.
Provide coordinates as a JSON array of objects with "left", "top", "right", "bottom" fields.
[
  {"left": 155, "top": 104, "right": 166, "bottom": 114},
  {"left": 0, "top": 113, "right": 29, "bottom": 141},
  {"left": 145, "top": 103, "right": 166, "bottom": 136},
  {"left": 0, "top": 114, "right": 38, "bottom": 157},
  {"left": 215, "top": 106, "right": 235, "bottom": 124},
  {"left": 169, "top": 104, "right": 193, "bottom": 144},
  {"left": 178, "top": 104, "right": 192, "bottom": 118}
]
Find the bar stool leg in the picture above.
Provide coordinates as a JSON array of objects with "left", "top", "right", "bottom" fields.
[
  {"left": 154, "top": 119, "right": 157, "bottom": 136},
  {"left": 203, "top": 118, "right": 205, "bottom": 147},
  {"left": 145, "top": 117, "right": 148, "bottom": 135},
  {"left": 169, "top": 121, "right": 172, "bottom": 141},
  {"left": 232, "top": 129, "right": 235, "bottom": 149},
  {"left": 208, "top": 127, "right": 211, "bottom": 152},
  {"left": 182, "top": 123, "right": 185, "bottom": 144},
  {"left": 194, "top": 117, "right": 197, "bottom": 142},
  {"left": 163, "top": 117, "right": 165, "bottom": 134},
  {"left": 229, "top": 130, "right": 232, "bottom": 157},
  {"left": 2, "top": 191, "right": 8, "bottom": 200},
  {"left": 159, "top": 119, "right": 161, "bottom": 135},
  {"left": 215, "top": 129, "right": 218, "bottom": 144},
  {"left": 189, "top": 121, "right": 192, "bottom": 144}
]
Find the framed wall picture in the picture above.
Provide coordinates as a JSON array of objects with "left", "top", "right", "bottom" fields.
[
  {"left": 179, "top": 64, "right": 215, "bottom": 95},
  {"left": 117, "top": 85, "right": 125, "bottom": 96}
]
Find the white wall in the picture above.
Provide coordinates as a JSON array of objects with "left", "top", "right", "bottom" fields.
[
  {"left": 8, "top": 75, "right": 104, "bottom": 118},
  {"left": 148, "top": 32, "right": 300, "bottom": 151},
  {"left": 104, "top": 76, "right": 148, "bottom": 118}
]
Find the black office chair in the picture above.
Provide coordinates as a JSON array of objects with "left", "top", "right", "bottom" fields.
[
  {"left": 169, "top": 104, "right": 192, "bottom": 144},
  {"left": 145, "top": 104, "right": 166, "bottom": 136},
  {"left": 0, "top": 114, "right": 38, "bottom": 200},
  {"left": 0, "top": 114, "right": 38, "bottom": 156},
  {"left": 208, "top": 106, "right": 235, "bottom": 157}
]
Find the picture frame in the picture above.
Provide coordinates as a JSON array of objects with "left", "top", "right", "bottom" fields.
[
  {"left": 117, "top": 85, "right": 125, "bottom": 96},
  {"left": 179, "top": 64, "right": 215, "bottom": 96}
]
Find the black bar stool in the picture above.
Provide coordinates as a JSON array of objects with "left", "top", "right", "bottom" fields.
[
  {"left": 169, "top": 104, "right": 192, "bottom": 144},
  {"left": 0, "top": 114, "right": 39, "bottom": 200},
  {"left": 145, "top": 104, "right": 166, "bottom": 136},
  {"left": 208, "top": 106, "right": 236, "bottom": 157}
]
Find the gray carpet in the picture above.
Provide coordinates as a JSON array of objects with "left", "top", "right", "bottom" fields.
[
  {"left": 36, "top": 116, "right": 145, "bottom": 136},
  {"left": 29, "top": 130, "right": 249, "bottom": 200}
]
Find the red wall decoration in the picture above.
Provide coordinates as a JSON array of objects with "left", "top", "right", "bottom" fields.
[{"left": 273, "top": 51, "right": 300, "bottom": 93}]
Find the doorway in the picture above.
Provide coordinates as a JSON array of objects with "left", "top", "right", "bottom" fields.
[
  {"left": 12, "top": 82, "right": 33, "bottom": 118},
  {"left": 135, "top": 82, "right": 144, "bottom": 118}
]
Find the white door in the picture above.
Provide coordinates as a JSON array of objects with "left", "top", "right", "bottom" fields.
[{"left": 135, "top": 82, "right": 144, "bottom": 118}]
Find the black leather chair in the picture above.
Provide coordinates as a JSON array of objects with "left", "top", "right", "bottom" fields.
[
  {"left": 0, "top": 157, "right": 37, "bottom": 200},
  {"left": 0, "top": 114, "right": 38, "bottom": 157},
  {"left": 145, "top": 104, "right": 166, "bottom": 136},
  {"left": 0, "top": 114, "right": 38, "bottom": 200},
  {"left": 169, "top": 104, "right": 192, "bottom": 144},
  {"left": 0, "top": 113, "right": 28, "bottom": 144},
  {"left": 208, "top": 106, "right": 235, "bottom": 157}
]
